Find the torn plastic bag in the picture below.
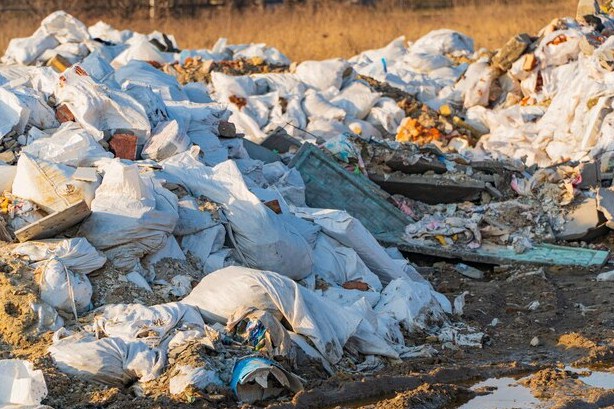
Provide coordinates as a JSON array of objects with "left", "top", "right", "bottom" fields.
[
  {"left": 141, "top": 120, "right": 190, "bottom": 161},
  {"left": 227, "top": 307, "right": 296, "bottom": 361},
  {"left": 173, "top": 196, "right": 220, "bottom": 236},
  {"left": 37, "top": 258, "right": 92, "bottom": 313},
  {"left": 13, "top": 237, "right": 106, "bottom": 275},
  {"left": 12, "top": 153, "right": 98, "bottom": 213},
  {"left": 169, "top": 365, "right": 223, "bottom": 396},
  {"left": 231, "top": 356, "right": 303, "bottom": 404},
  {"left": 367, "top": 97, "right": 405, "bottom": 134},
  {"left": 210, "top": 72, "right": 257, "bottom": 101},
  {"left": 410, "top": 29, "right": 474, "bottom": 57},
  {"left": 3, "top": 34, "right": 59, "bottom": 66},
  {"left": 295, "top": 59, "right": 350, "bottom": 91},
  {"left": 0, "top": 360, "right": 47, "bottom": 407},
  {"left": 182, "top": 266, "right": 362, "bottom": 363},
  {"left": 92, "top": 302, "right": 204, "bottom": 347},
  {"left": 142, "top": 235, "right": 186, "bottom": 270},
  {"left": 114, "top": 60, "right": 187, "bottom": 102},
  {"left": 55, "top": 66, "right": 151, "bottom": 144},
  {"left": 302, "top": 89, "right": 346, "bottom": 121},
  {"left": 180, "top": 225, "right": 226, "bottom": 268},
  {"left": 21, "top": 122, "right": 112, "bottom": 167},
  {"left": 122, "top": 83, "right": 169, "bottom": 128},
  {"left": 40, "top": 11, "right": 90, "bottom": 44},
  {"left": 264, "top": 95, "right": 307, "bottom": 137},
  {"left": 456, "top": 60, "right": 497, "bottom": 109},
  {"left": 330, "top": 81, "right": 381, "bottom": 120},
  {"left": 0, "top": 88, "right": 28, "bottom": 138},
  {"left": 375, "top": 277, "right": 448, "bottom": 331},
  {"left": 345, "top": 298, "right": 401, "bottom": 358},
  {"left": 312, "top": 234, "right": 382, "bottom": 292},
  {"left": 262, "top": 163, "right": 307, "bottom": 207},
  {"left": 227, "top": 108, "right": 268, "bottom": 144},
  {"left": 48, "top": 331, "right": 165, "bottom": 386},
  {"left": 79, "top": 162, "right": 178, "bottom": 271},
  {"left": 12, "top": 87, "right": 59, "bottom": 130},
  {"left": 162, "top": 151, "right": 313, "bottom": 280},
  {"left": 294, "top": 208, "right": 412, "bottom": 285},
  {"left": 0, "top": 165, "right": 17, "bottom": 192},
  {"left": 111, "top": 35, "right": 169, "bottom": 68}
]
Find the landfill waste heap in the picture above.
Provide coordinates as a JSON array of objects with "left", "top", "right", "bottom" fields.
[{"left": 0, "top": 2, "right": 614, "bottom": 408}]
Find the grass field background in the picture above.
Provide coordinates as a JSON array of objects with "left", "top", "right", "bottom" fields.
[{"left": 0, "top": 0, "right": 576, "bottom": 61}]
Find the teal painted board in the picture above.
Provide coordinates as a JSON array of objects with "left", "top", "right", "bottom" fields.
[
  {"left": 289, "top": 143, "right": 413, "bottom": 237},
  {"left": 377, "top": 236, "right": 610, "bottom": 268}
]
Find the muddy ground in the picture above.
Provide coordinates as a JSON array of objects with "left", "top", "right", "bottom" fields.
[{"left": 1, "top": 238, "right": 613, "bottom": 409}]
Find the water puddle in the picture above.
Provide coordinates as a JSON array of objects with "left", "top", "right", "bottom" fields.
[
  {"left": 457, "top": 376, "right": 541, "bottom": 409},
  {"left": 565, "top": 366, "right": 614, "bottom": 389}
]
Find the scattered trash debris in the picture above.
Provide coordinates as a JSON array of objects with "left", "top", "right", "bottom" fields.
[{"left": 1, "top": 4, "right": 614, "bottom": 408}]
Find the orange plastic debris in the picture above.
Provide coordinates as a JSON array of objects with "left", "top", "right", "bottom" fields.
[{"left": 396, "top": 117, "right": 442, "bottom": 145}]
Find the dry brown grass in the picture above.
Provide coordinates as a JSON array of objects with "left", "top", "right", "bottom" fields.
[{"left": 0, "top": 0, "right": 576, "bottom": 61}]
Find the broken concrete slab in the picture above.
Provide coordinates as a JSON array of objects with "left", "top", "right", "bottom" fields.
[
  {"left": 369, "top": 173, "right": 485, "bottom": 205},
  {"left": 377, "top": 234, "right": 609, "bottom": 268},
  {"left": 15, "top": 200, "right": 91, "bottom": 242},
  {"left": 596, "top": 187, "right": 614, "bottom": 228},
  {"left": 578, "top": 160, "right": 601, "bottom": 189},
  {"left": 556, "top": 197, "right": 608, "bottom": 241}
]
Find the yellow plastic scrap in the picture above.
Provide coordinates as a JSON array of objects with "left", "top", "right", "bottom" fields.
[
  {"left": 435, "top": 235, "right": 447, "bottom": 246},
  {"left": 439, "top": 104, "right": 452, "bottom": 117}
]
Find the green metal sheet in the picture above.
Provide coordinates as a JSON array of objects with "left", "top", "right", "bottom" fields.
[{"left": 289, "top": 143, "right": 413, "bottom": 237}]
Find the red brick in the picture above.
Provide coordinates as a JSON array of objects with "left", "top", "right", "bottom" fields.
[{"left": 109, "top": 133, "right": 138, "bottom": 161}]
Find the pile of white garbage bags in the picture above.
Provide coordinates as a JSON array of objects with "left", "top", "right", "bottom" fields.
[{"left": 0, "top": 10, "right": 493, "bottom": 397}]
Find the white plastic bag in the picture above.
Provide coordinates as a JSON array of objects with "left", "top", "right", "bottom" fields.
[
  {"left": 55, "top": 65, "right": 151, "bottom": 144},
  {"left": 0, "top": 360, "right": 47, "bottom": 407},
  {"left": 13, "top": 237, "right": 107, "bottom": 275},
  {"left": 162, "top": 150, "right": 313, "bottom": 280},
  {"left": 49, "top": 331, "right": 164, "bottom": 386},
  {"left": 79, "top": 162, "right": 178, "bottom": 271},
  {"left": 295, "top": 59, "right": 350, "bottom": 91},
  {"left": 182, "top": 266, "right": 362, "bottom": 364},
  {"left": 37, "top": 258, "right": 92, "bottom": 313},
  {"left": 21, "top": 122, "right": 112, "bottom": 167}
]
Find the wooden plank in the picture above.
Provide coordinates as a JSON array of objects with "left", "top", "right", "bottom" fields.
[
  {"left": 376, "top": 233, "right": 609, "bottom": 268},
  {"left": 15, "top": 200, "right": 91, "bottom": 242},
  {"left": 289, "top": 143, "right": 412, "bottom": 237}
]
